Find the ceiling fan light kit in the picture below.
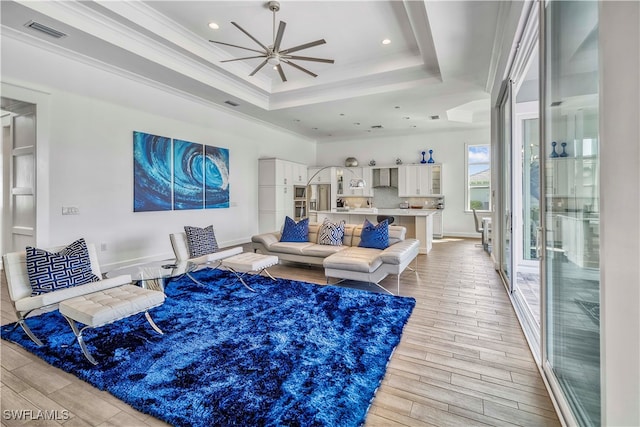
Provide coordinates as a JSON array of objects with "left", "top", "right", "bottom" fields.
[{"left": 209, "top": 1, "right": 334, "bottom": 82}]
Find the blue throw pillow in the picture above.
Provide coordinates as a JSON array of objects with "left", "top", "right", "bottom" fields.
[
  {"left": 280, "top": 217, "right": 309, "bottom": 242},
  {"left": 184, "top": 225, "right": 219, "bottom": 258},
  {"left": 359, "top": 219, "right": 390, "bottom": 250},
  {"left": 26, "top": 238, "right": 100, "bottom": 296},
  {"left": 318, "top": 218, "right": 345, "bottom": 246}
]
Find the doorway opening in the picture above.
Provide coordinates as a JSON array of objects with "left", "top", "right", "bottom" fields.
[{"left": 1, "top": 97, "right": 37, "bottom": 259}]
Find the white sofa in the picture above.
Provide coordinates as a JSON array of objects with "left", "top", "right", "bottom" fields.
[{"left": 251, "top": 222, "right": 419, "bottom": 294}]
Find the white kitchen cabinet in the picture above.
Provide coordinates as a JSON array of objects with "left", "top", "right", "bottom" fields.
[
  {"left": 429, "top": 164, "right": 442, "bottom": 195},
  {"left": 335, "top": 167, "right": 372, "bottom": 197},
  {"left": 398, "top": 165, "right": 429, "bottom": 197},
  {"left": 307, "top": 166, "right": 333, "bottom": 184},
  {"left": 259, "top": 158, "right": 305, "bottom": 233},
  {"left": 432, "top": 210, "right": 443, "bottom": 238},
  {"left": 361, "top": 167, "right": 374, "bottom": 197},
  {"left": 398, "top": 164, "right": 443, "bottom": 197},
  {"left": 291, "top": 162, "right": 307, "bottom": 185}
]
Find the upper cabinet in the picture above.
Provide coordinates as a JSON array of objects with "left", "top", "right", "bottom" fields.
[
  {"left": 307, "top": 166, "right": 333, "bottom": 184},
  {"left": 336, "top": 167, "right": 373, "bottom": 197},
  {"left": 398, "top": 164, "right": 443, "bottom": 197},
  {"left": 291, "top": 162, "right": 307, "bottom": 185},
  {"left": 260, "top": 158, "right": 307, "bottom": 186}
]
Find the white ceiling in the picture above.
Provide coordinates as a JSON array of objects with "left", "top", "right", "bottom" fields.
[{"left": 0, "top": 0, "right": 506, "bottom": 141}]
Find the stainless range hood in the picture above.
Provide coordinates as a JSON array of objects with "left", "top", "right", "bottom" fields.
[{"left": 372, "top": 167, "right": 398, "bottom": 188}]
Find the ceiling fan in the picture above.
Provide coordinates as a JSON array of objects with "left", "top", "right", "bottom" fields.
[{"left": 209, "top": 1, "right": 334, "bottom": 82}]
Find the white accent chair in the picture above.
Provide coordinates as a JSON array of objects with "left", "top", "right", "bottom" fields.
[
  {"left": 2, "top": 243, "right": 132, "bottom": 346},
  {"left": 169, "top": 232, "right": 243, "bottom": 266}
]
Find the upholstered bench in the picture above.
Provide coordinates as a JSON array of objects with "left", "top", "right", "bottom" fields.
[
  {"left": 221, "top": 252, "right": 279, "bottom": 292},
  {"left": 59, "top": 285, "right": 165, "bottom": 365}
]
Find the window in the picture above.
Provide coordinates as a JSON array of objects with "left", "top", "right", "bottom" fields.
[{"left": 466, "top": 144, "right": 491, "bottom": 211}]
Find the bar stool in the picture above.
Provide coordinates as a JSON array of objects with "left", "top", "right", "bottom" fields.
[{"left": 376, "top": 215, "right": 395, "bottom": 225}]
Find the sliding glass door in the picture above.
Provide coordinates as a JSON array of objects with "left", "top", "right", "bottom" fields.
[
  {"left": 498, "top": 80, "right": 514, "bottom": 292},
  {"left": 541, "top": 1, "right": 601, "bottom": 425}
]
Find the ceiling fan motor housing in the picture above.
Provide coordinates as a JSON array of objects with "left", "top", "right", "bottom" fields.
[{"left": 268, "top": 1, "right": 280, "bottom": 12}]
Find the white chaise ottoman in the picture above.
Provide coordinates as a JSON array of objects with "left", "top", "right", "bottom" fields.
[
  {"left": 221, "top": 252, "right": 279, "bottom": 292},
  {"left": 58, "top": 285, "right": 165, "bottom": 365}
]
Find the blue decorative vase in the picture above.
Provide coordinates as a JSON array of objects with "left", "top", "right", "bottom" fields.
[
  {"left": 427, "top": 149, "right": 435, "bottom": 163},
  {"left": 420, "top": 151, "right": 427, "bottom": 164},
  {"left": 560, "top": 142, "right": 568, "bottom": 157},
  {"left": 550, "top": 141, "right": 559, "bottom": 158}
]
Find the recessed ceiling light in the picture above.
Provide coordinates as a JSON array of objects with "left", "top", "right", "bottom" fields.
[
  {"left": 339, "top": 113, "right": 345, "bottom": 116},
  {"left": 394, "top": 106, "right": 400, "bottom": 109},
  {"left": 208, "top": 22, "right": 219, "bottom": 30},
  {"left": 382, "top": 39, "right": 391, "bottom": 45}
]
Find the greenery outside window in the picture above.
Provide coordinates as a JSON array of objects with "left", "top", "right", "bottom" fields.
[{"left": 466, "top": 144, "right": 491, "bottom": 211}]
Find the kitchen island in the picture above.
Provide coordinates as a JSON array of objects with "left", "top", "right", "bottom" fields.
[{"left": 313, "top": 208, "right": 438, "bottom": 254}]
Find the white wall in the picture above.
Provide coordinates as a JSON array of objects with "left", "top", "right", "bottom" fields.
[
  {"left": 1, "top": 35, "right": 315, "bottom": 268},
  {"left": 315, "top": 128, "right": 490, "bottom": 236},
  {"left": 599, "top": 2, "right": 640, "bottom": 425}
]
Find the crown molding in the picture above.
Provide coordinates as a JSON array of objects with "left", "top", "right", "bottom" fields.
[
  {"left": 1, "top": 27, "right": 315, "bottom": 143},
  {"left": 94, "top": 1, "right": 274, "bottom": 91},
  {"left": 15, "top": 0, "right": 270, "bottom": 109}
]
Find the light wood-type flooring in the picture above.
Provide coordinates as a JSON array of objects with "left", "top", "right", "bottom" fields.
[{"left": 1, "top": 238, "right": 560, "bottom": 426}]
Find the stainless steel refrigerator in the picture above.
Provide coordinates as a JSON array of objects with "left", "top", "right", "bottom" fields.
[{"left": 308, "top": 184, "right": 330, "bottom": 212}]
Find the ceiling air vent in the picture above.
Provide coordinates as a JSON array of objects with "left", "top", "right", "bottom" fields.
[
  {"left": 430, "top": 115, "right": 440, "bottom": 120},
  {"left": 224, "top": 100, "right": 239, "bottom": 107},
  {"left": 24, "top": 21, "right": 67, "bottom": 39},
  {"left": 371, "top": 125, "right": 384, "bottom": 129}
]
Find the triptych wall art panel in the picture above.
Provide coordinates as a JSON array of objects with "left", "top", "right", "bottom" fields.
[{"left": 133, "top": 131, "right": 230, "bottom": 212}]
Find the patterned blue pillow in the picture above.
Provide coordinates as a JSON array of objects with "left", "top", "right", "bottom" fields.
[
  {"left": 359, "top": 219, "right": 390, "bottom": 250},
  {"left": 184, "top": 225, "right": 219, "bottom": 258},
  {"left": 26, "top": 238, "right": 100, "bottom": 296},
  {"left": 280, "top": 217, "right": 309, "bottom": 242},
  {"left": 318, "top": 218, "right": 345, "bottom": 246}
]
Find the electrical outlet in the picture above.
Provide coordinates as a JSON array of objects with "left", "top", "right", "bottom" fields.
[
  {"left": 100, "top": 243, "right": 107, "bottom": 251},
  {"left": 62, "top": 206, "right": 80, "bottom": 215}
]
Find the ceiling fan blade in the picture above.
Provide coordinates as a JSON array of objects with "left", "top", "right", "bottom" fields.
[
  {"left": 286, "top": 55, "right": 335, "bottom": 64},
  {"left": 209, "top": 40, "right": 265, "bottom": 55},
  {"left": 282, "top": 60, "right": 317, "bottom": 78},
  {"left": 273, "top": 21, "right": 286, "bottom": 52},
  {"left": 232, "top": 22, "right": 269, "bottom": 52},
  {"left": 280, "top": 39, "right": 326, "bottom": 55},
  {"left": 276, "top": 64, "right": 287, "bottom": 82},
  {"left": 221, "top": 55, "right": 268, "bottom": 63},
  {"left": 249, "top": 59, "right": 269, "bottom": 76}
]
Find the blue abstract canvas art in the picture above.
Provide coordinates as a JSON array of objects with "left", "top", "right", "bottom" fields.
[
  {"left": 204, "top": 145, "right": 230, "bottom": 208},
  {"left": 173, "top": 139, "right": 205, "bottom": 210},
  {"left": 133, "top": 131, "right": 172, "bottom": 212}
]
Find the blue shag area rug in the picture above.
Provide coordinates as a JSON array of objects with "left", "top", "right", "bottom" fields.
[{"left": 1, "top": 268, "right": 415, "bottom": 427}]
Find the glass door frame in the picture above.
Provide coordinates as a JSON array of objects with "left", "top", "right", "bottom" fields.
[
  {"left": 497, "top": 78, "right": 514, "bottom": 294},
  {"left": 539, "top": 1, "right": 596, "bottom": 425}
]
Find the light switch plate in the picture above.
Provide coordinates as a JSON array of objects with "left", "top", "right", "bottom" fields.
[{"left": 62, "top": 206, "right": 80, "bottom": 215}]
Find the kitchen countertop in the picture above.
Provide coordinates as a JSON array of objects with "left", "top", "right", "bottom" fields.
[{"left": 317, "top": 208, "right": 440, "bottom": 216}]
